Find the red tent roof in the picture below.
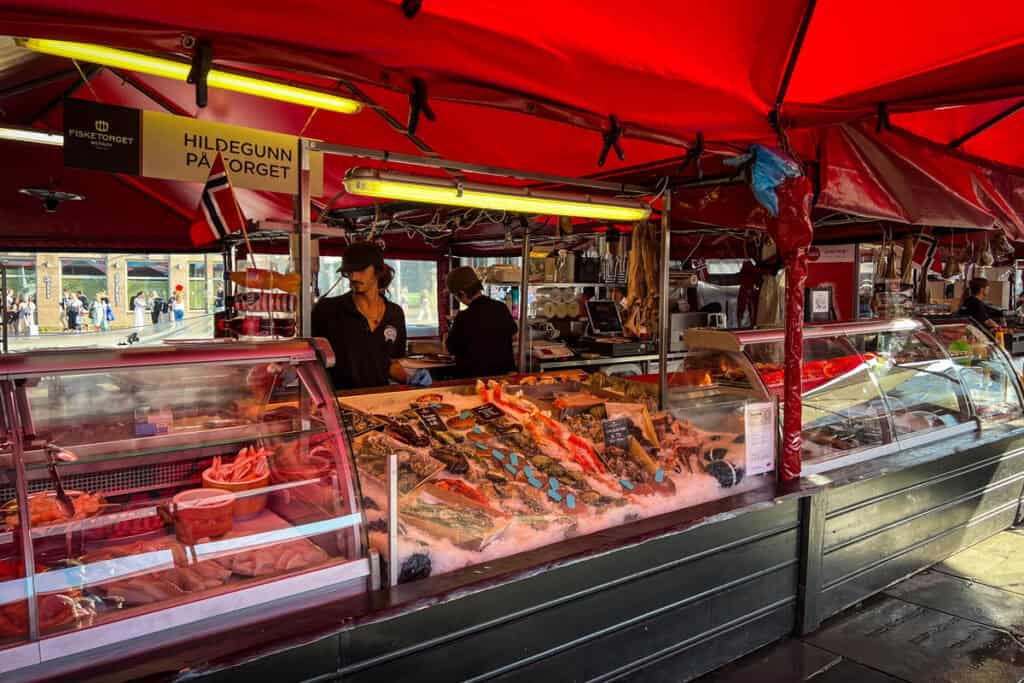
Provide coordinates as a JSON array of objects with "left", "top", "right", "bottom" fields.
[{"left": 2, "top": 3, "right": 1024, "bottom": 250}]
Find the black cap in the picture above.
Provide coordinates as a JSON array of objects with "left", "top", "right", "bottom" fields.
[{"left": 341, "top": 242, "right": 385, "bottom": 274}]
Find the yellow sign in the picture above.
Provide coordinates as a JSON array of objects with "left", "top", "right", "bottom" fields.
[{"left": 141, "top": 110, "right": 323, "bottom": 195}]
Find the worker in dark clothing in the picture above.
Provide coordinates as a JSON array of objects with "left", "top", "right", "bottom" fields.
[
  {"left": 445, "top": 266, "right": 518, "bottom": 378},
  {"left": 959, "top": 277, "right": 1000, "bottom": 332},
  {"left": 312, "top": 242, "right": 431, "bottom": 390}
]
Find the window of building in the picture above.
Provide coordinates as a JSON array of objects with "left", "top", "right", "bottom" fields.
[
  {"left": 0, "top": 254, "right": 37, "bottom": 301},
  {"left": 188, "top": 262, "right": 207, "bottom": 311},
  {"left": 62, "top": 258, "right": 107, "bottom": 302},
  {"left": 126, "top": 259, "right": 169, "bottom": 311}
]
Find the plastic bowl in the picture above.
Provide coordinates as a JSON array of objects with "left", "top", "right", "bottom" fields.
[
  {"left": 171, "top": 488, "right": 235, "bottom": 541},
  {"left": 202, "top": 469, "right": 270, "bottom": 518}
]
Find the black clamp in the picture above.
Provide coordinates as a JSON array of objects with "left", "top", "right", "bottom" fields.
[
  {"left": 187, "top": 40, "right": 213, "bottom": 108},
  {"left": 407, "top": 77, "right": 435, "bottom": 136},
  {"left": 401, "top": 0, "right": 423, "bottom": 18},
  {"left": 679, "top": 131, "right": 705, "bottom": 179},
  {"left": 876, "top": 103, "right": 891, "bottom": 133},
  {"left": 598, "top": 115, "right": 625, "bottom": 167}
]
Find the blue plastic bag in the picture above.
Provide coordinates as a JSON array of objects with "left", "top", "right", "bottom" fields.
[{"left": 724, "top": 144, "right": 802, "bottom": 217}]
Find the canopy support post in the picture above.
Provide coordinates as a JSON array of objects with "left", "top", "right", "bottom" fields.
[
  {"left": 517, "top": 230, "right": 531, "bottom": 373},
  {"left": 295, "top": 140, "right": 314, "bottom": 337},
  {"left": 781, "top": 250, "right": 807, "bottom": 480},
  {"left": 658, "top": 189, "right": 672, "bottom": 410}
]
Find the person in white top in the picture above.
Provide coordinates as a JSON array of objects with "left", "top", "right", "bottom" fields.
[
  {"left": 173, "top": 292, "right": 185, "bottom": 328},
  {"left": 133, "top": 291, "right": 147, "bottom": 329}
]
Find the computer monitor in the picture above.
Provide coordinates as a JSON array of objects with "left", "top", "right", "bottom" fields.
[{"left": 586, "top": 299, "right": 623, "bottom": 335}]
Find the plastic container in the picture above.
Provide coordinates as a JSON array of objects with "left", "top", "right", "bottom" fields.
[
  {"left": 202, "top": 469, "right": 270, "bottom": 518},
  {"left": 171, "top": 488, "right": 235, "bottom": 541}
]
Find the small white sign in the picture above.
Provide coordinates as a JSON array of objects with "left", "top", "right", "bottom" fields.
[
  {"left": 812, "top": 289, "right": 831, "bottom": 314},
  {"left": 745, "top": 402, "right": 776, "bottom": 476}
]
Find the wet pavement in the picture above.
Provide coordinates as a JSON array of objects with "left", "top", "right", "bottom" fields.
[{"left": 700, "top": 527, "right": 1024, "bottom": 682}]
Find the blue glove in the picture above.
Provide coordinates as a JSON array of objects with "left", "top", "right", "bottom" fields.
[{"left": 408, "top": 368, "right": 433, "bottom": 387}]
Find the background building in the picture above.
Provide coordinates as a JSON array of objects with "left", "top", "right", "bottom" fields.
[{"left": 1, "top": 252, "right": 224, "bottom": 330}]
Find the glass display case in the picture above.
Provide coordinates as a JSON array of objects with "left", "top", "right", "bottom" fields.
[
  {"left": 0, "top": 340, "right": 370, "bottom": 673},
  {"left": 338, "top": 368, "right": 777, "bottom": 584},
  {"left": 687, "top": 318, "right": 1024, "bottom": 475}
]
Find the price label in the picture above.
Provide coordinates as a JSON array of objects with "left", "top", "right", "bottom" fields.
[
  {"left": 602, "top": 417, "right": 632, "bottom": 450},
  {"left": 744, "top": 402, "right": 776, "bottom": 476},
  {"left": 472, "top": 403, "right": 504, "bottom": 422},
  {"left": 414, "top": 406, "right": 447, "bottom": 433}
]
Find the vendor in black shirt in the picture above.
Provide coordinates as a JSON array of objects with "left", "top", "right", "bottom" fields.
[
  {"left": 445, "top": 267, "right": 518, "bottom": 378},
  {"left": 312, "top": 242, "right": 431, "bottom": 389},
  {"left": 959, "top": 277, "right": 1000, "bottom": 332}
]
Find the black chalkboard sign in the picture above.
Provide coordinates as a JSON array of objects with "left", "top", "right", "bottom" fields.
[
  {"left": 472, "top": 403, "right": 504, "bottom": 422},
  {"left": 602, "top": 417, "right": 632, "bottom": 450},
  {"left": 414, "top": 406, "right": 448, "bottom": 433},
  {"left": 341, "top": 410, "right": 383, "bottom": 439}
]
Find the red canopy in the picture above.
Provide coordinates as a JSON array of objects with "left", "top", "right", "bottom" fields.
[{"left": 2, "top": 2, "right": 1024, "bottom": 250}]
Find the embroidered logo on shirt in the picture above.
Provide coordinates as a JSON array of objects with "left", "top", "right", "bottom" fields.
[{"left": 383, "top": 325, "right": 398, "bottom": 342}]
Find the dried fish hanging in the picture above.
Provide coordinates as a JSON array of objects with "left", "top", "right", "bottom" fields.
[
  {"left": 900, "top": 233, "right": 916, "bottom": 286},
  {"left": 622, "top": 219, "right": 659, "bottom": 338}
]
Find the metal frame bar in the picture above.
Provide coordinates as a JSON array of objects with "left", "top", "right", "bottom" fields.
[
  {"left": 771, "top": 0, "right": 817, "bottom": 127},
  {"left": 0, "top": 69, "right": 78, "bottom": 99},
  {"left": 23, "top": 64, "right": 103, "bottom": 123},
  {"left": 295, "top": 140, "right": 314, "bottom": 337},
  {"left": 517, "top": 230, "right": 531, "bottom": 373},
  {"left": 339, "top": 80, "right": 439, "bottom": 158},
  {"left": 949, "top": 99, "right": 1024, "bottom": 149},
  {"left": 658, "top": 190, "right": 672, "bottom": 409},
  {"left": 2, "top": 379, "right": 40, "bottom": 641},
  {"left": 1, "top": 264, "right": 7, "bottom": 354},
  {"left": 304, "top": 140, "right": 652, "bottom": 195}
]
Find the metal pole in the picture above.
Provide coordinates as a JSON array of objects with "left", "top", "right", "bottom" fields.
[
  {"left": 296, "top": 140, "right": 314, "bottom": 337},
  {"left": 517, "top": 231, "right": 531, "bottom": 373},
  {"left": 658, "top": 191, "right": 672, "bottom": 410},
  {"left": 1, "top": 264, "right": 8, "bottom": 354},
  {"left": 306, "top": 140, "right": 652, "bottom": 196},
  {"left": 3, "top": 381, "right": 39, "bottom": 639}
]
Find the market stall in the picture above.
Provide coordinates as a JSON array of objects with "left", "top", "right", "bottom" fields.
[{"left": 1, "top": 2, "right": 1024, "bottom": 680}]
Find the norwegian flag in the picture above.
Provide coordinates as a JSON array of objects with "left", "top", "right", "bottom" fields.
[{"left": 190, "top": 153, "right": 246, "bottom": 246}]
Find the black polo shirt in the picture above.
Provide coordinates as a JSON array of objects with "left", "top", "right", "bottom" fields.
[
  {"left": 960, "top": 296, "right": 992, "bottom": 326},
  {"left": 446, "top": 295, "right": 518, "bottom": 378},
  {"left": 312, "top": 293, "right": 407, "bottom": 389}
]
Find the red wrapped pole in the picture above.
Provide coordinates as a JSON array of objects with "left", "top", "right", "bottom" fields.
[
  {"left": 780, "top": 250, "right": 807, "bottom": 479},
  {"left": 767, "top": 176, "right": 814, "bottom": 481}
]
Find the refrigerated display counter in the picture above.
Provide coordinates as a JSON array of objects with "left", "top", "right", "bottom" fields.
[
  {"left": 3, "top": 327, "right": 1022, "bottom": 682},
  {"left": 685, "top": 318, "right": 1024, "bottom": 475},
  {"left": 337, "top": 366, "right": 777, "bottom": 583},
  {"left": 0, "top": 339, "right": 372, "bottom": 675}
]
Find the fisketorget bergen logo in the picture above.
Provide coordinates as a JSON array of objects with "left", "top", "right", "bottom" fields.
[{"left": 94, "top": 119, "right": 110, "bottom": 133}]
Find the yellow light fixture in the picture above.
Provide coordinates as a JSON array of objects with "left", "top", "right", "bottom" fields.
[
  {"left": 0, "top": 125, "right": 63, "bottom": 146},
  {"left": 20, "top": 38, "right": 363, "bottom": 115},
  {"left": 343, "top": 169, "right": 651, "bottom": 222}
]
